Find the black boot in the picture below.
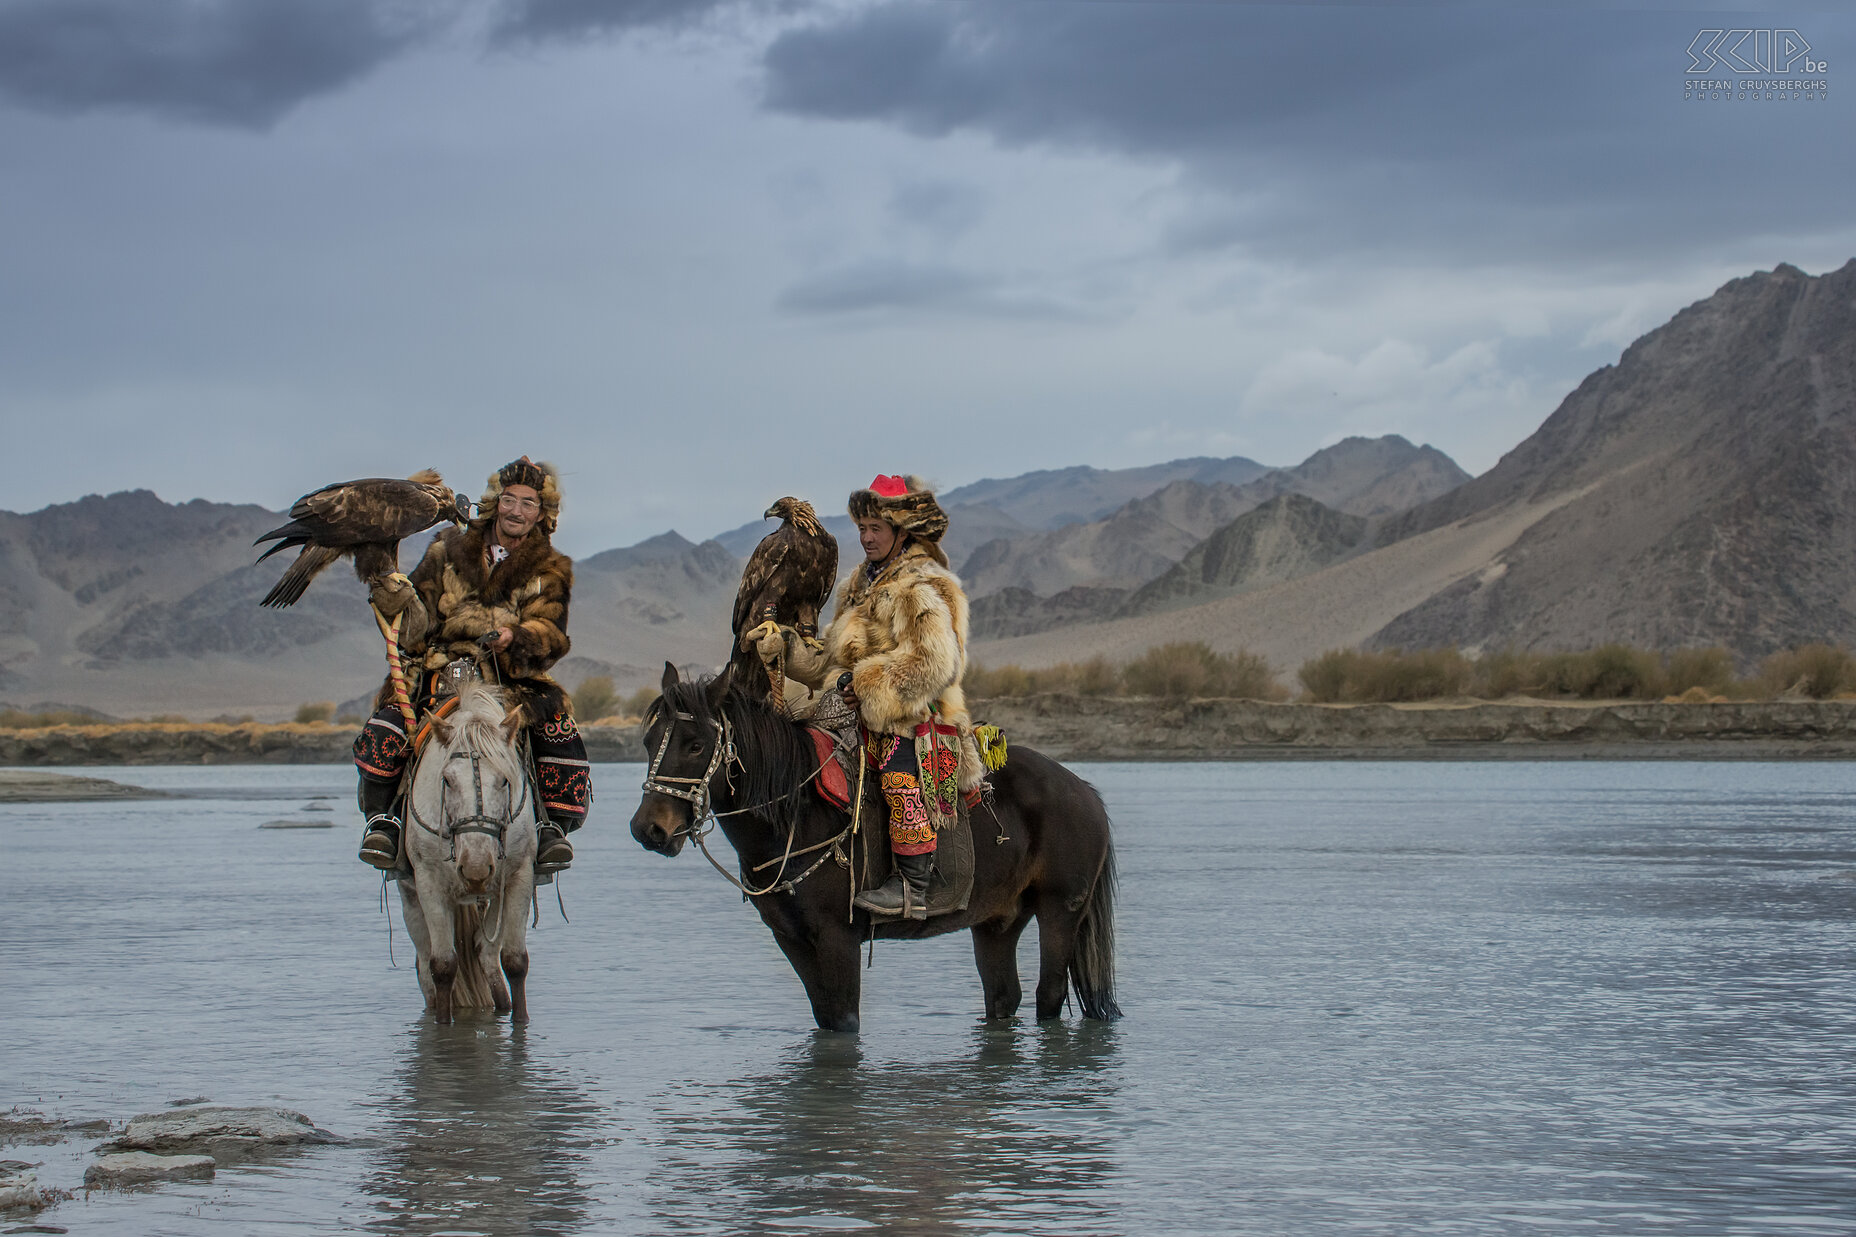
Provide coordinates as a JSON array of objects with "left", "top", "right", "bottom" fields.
[
  {"left": 535, "top": 821, "right": 574, "bottom": 873},
  {"left": 853, "top": 851, "right": 934, "bottom": 921},
  {"left": 357, "top": 778, "right": 403, "bottom": 872}
]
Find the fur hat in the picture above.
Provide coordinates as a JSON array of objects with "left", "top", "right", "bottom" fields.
[
  {"left": 848, "top": 474, "right": 948, "bottom": 544},
  {"left": 479, "top": 457, "right": 562, "bottom": 534}
]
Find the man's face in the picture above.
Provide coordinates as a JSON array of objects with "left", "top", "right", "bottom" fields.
[
  {"left": 856, "top": 517, "right": 898, "bottom": 563},
  {"left": 496, "top": 483, "right": 542, "bottom": 541}
]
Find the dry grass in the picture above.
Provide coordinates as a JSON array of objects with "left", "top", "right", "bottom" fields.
[
  {"left": 968, "top": 642, "right": 1285, "bottom": 701},
  {"left": 1299, "top": 648, "right": 1472, "bottom": 703},
  {"left": 1293, "top": 642, "right": 1856, "bottom": 704},
  {"left": 572, "top": 675, "right": 620, "bottom": 722},
  {"left": 294, "top": 701, "right": 336, "bottom": 724},
  {"left": 1758, "top": 643, "right": 1856, "bottom": 699}
]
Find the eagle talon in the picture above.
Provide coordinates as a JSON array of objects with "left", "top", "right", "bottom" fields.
[
  {"left": 744, "top": 619, "right": 784, "bottom": 651},
  {"left": 801, "top": 635, "right": 825, "bottom": 653}
]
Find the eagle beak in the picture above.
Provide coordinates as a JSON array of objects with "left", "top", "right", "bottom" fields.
[{"left": 763, "top": 504, "right": 780, "bottom": 520}]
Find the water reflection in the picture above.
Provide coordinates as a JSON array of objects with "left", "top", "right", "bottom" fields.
[
  {"left": 649, "top": 1024, "right": 1123, "bottom": 1234},
  {"left": 364, "top": 1022, "right": 599, "bottom": 1236}
]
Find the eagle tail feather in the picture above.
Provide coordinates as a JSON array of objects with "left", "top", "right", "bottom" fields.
[{"left": 261, "top": 545, "right": 340, "bottom": 608}]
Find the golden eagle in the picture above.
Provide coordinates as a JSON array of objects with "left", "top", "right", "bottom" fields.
[
  {"left": 255, "top": 469, "right": 468, "bottom": 608},
  {"left": 731, "top": 497, "right": 838, "bottom": 703}
]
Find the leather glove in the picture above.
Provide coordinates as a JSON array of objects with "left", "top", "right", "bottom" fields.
[{"left": 369, "top": 575, "right": 418, "bottom": 619}]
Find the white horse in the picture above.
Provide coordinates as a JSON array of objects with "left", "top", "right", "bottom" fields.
[{"left": 398, "top": 683, "right": 539, "bottom": 1024}]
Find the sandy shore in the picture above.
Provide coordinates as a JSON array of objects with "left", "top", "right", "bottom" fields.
[{"left": 0, "top": 769, "right": 167, "bottom": 802}]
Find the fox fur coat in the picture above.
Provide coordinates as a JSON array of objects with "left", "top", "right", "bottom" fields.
[
  {"left": 785, "top": 540, "right": 984, "bottom": 790},
  {"left": 381, "top": 521, "right": 574, "bottom": 719}
]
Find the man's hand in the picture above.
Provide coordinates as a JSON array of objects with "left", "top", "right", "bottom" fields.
[
  {"left": 370, "top": 574, "right": 418, "bottom": 619},
  {"left": 476, "top": 626, "right": 516, "bottom": 652},
  {"left": 837, "top": 670, "right": 858, "bottom": 711}
]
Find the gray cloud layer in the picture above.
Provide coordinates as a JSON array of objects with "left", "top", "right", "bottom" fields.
[
  {"left": 493, "top": 0, "right": 756, "bottom": 41},
  {"left": 762, "top": 4, "right": 1853, "bottom": 265},
  {"left": 0, "top": 0, "right": 445, "bottom": 127}
]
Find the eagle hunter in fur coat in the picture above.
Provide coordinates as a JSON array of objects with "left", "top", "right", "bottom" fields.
[
  {"left": 353, "top": 458, "right": 589, "bottom": 873},
  {"left": 779, "top": 479, "right": 985, "bottom": 794}
]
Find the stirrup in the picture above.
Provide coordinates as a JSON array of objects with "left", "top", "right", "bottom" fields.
[
  {"left": 535, "top": 823, "right": 573, "bottom": 875},
  {"left": 359, "top": 814, "right": 403, "bottom": 871},
  {"left": 853, "top": 874, "right": 909, "bottom": 917}
]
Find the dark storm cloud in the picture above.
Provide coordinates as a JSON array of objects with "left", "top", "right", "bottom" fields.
[
  {"left": 762, "top": 4, "right": 1854, "bottom": 264},
  {"left": 0, "top": 0, "right": 444, "bottom": 127}
]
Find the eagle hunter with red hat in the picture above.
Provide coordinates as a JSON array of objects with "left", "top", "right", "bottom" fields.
[{"left": 772, "top": 474, "right": 985, "bottom": 919}]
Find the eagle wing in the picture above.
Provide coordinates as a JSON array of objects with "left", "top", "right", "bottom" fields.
[
  {"left": 733, "top": 530, "right": 794, "bottom": 637},
  {"left": 255, "top": 474, "right": 453, "bottom": 607}
]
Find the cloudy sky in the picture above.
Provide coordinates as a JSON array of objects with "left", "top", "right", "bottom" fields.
[{"left": 2, "top": 0, "right": 1849, "bottom": 554}]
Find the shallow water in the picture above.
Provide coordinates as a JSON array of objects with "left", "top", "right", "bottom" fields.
[{"left": 5, "top": 761, "right": 1856, "bottom": 1235}]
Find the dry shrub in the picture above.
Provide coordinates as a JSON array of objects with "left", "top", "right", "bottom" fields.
[
  {"left": 572, "top": 675, "right": 619, "bottom": 722},
  {"left": 966, "top": 663, "right": 1033, "bottom": 698},
  {"left": 1665, "top": 685, "right": 1728, "bottom": 704},
  {"left": 1298, "top": 649, "right": 1357, "bottom": 702},
  {"left": 1759, "top": 643, "right": 1856, "bottom": 699},
  {"left": 0, "top": 709, "right": 104, "bottom": 729},
  {"left": 1663, "top": 646, "right": 1734, "bottom": 697},
  {"left": 1471, "top": 647, "right": 1549, "bottom": 699},
  {"left": 969, "top": 646, "right": 1279, "bottom": 700},
  {"left": 1297, "top": 647, "right": 1469, "bottom": 702},
  {"left": 1123, "top": 642, "right": 1281, "bottom": 700},
  {"left": 293, "top": 701, "right": 336, "bottom": 724},
  {"left": 966, "top": 657, "right": 1121, "bottom": 698},
  {"left": 1539, "top": 644, "right": 1665, "bottom": 700},
  {"left": 621, "top": 686, "right": 663, "bottom": 720}
]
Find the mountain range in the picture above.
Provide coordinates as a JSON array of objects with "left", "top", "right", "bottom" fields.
[
  {"left": 978, "top": 261, "right": 1856, "bottom": 675},
  {"left": 4, "top": 260, "right": 1850, "bottom": 716}
]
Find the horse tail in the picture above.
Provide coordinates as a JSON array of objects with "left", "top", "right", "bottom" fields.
[
  {"left": 1070, "top": 838, "right": 1122, "bottom": 1022},
  {"left": 450, "top": 902, "right": 496, "bottom": 1011}
]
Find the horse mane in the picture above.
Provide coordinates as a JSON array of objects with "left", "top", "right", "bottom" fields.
[
  {"left": 440, "top": 683, "right": 527, "bottom": 797},
  {"left": 659, "top": 674, "right": 816, "bottom": 836}
]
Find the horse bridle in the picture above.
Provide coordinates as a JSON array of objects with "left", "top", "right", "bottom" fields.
[
  {"left": 640, "top": 708, "right": 739, "bottom": 833},
  {"left": 411, "top": 740, "right": 533, "bottom": 859},
  {"left": 640, "top": 701, "right": 851, "bottom": 901}
]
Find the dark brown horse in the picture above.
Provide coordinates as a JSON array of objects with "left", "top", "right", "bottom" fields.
[{"left": 629, "top": 663, "right": 1121, "bottom": 1033}]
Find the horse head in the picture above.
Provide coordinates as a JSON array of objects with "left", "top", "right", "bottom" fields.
[
  {"left": 631, "top": 661, "right": 739, "bottom": 856},
  {"left": 415, "top": 684, "right": 532, "bottom": 894}
]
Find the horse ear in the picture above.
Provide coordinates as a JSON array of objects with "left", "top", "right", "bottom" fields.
[
  {"left": 501, "top": 703, "right": 525, "bottom": 743},
  {"left": 709, "top": 662, "right": 735, "bottom": 703},
  {"left": 429, "top": 716, "right": 455, "bottom": 746},
  {"left": 661, "top": 661, "right": 679, "bottom": 695}
]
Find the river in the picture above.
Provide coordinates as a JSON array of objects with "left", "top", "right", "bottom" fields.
[{"left": 5, "top": 761, "right": 1855, "bottom": 1234}]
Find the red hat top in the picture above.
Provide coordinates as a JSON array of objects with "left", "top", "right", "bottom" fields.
[{"left": 867, "top": 474, "right": 910, "bottom": 498}]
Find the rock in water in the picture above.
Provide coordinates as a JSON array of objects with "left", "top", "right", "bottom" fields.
[
  {"left": 84, "top": 1152, "right": 215, "bottom": 1187},
  {"left": 0, "top": 1164, "right": 43, "bottom": 1209},
  {"left": 104, "top": 1106, "right": 336, "bottom": 1159}
]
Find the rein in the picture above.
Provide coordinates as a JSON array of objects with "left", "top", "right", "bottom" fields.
[
  {"left": 641, "top": 705, "right": 848, "bottom": 899},
  {"left": 409, "top": 734, "right": 533, "bottom": 861}
]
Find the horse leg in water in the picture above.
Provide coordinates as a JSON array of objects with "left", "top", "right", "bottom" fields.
[
  {"left": 501, "top": 947, "right": 529, "bottom": 1025},
  {"left": 487, "top": 942, "right": 513, "bottom": 1015},
  {"left": 398, "top": 884, "right": 439, "bottom": 1010},
  {"left": 415, "top": 894, "right": 461, "bottom": 1024},
  {"left": 1032, "top": 890, "right": 1085, "bottom": 1021},
  {"left": 769, "top": 922, "right": 863, "bottom": 1033},
  {"left": 971, "top": 908, "right": 1032, "bottom": 1020}
]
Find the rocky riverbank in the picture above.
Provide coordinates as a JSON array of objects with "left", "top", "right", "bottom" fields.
[
  {"left": 6, "top": 698, "right": 1856, "bottom": 766},
  {"left": 967, "top": 695, "right": 1856, "bottom": 760}
]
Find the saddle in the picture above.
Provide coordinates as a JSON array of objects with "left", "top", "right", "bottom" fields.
[{"left": 803, "top": 724, "right": 985, "bottom": 919}]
